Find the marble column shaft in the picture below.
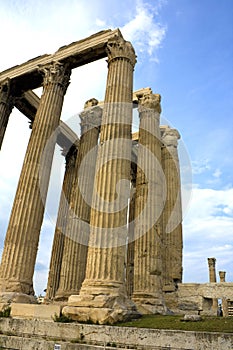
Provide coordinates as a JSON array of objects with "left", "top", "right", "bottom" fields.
[
  {"left": 45, "top": 145, "right": 78, "bottom": 300},
  {"left": 219, "top": 271, "right": 226, "bottom": 282},
  {"left": 132, "top": 93, "right": 165, "bottom": 313},
  {"left": 219, "top": 271, "right": 228, "bottom": 316},
  {"left": 126, "top": 181, "right": 136, "bottom": 297},
  {"left": 207, "top": 257, "right": 218, "bottom": 313},
  {"left": 63, "top": 37, "right": 138, "bottom": 324},
  {"left": 80, "top": 39, "right": 136, "bottom": 292},
  {"left": 56, "top": 101, "right": 102, "bottom": 300},
  {"left": 0, "top": 79, "right": 14, "bottom": 150},
  {"left": 208, "top": 258, "right": 217, "bottom": 282},
  {"left": 161, "top": 126, "right": 183, "bottom": 288},
  {"left": 0, "top": 61, "right": 71, "bottom": 295}
]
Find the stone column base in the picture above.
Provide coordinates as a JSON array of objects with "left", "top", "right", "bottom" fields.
[
  {"left": 62, "top": 282, "right": 141, "bottom": 324},
  {"left": 0, "top": 292, "right": 37, "bottom": 304},
  {"left": 132, "top": 292, "right": 167, "bottom": 315}
]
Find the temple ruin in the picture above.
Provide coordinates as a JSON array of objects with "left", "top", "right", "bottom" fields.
[{"left": 0, "top": 29, "right": 232, "bottom": 325}]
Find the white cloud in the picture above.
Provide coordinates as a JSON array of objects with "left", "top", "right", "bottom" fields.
[
  {"left": 183, "top": 187, "right": 233, "bottom": 283},
  {"left": 213, "top": 168, "right": 222, "bottom": 178},
  {"left": 120, "top": 0, "right": 166, "bottom": 61},
  {"left": 191, "top": 159, "right": 210, "bottom": 175}
]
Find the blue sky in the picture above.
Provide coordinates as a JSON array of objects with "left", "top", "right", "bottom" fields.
[{"left": 0, "top": 0, "right": 232, "bottom": 295}]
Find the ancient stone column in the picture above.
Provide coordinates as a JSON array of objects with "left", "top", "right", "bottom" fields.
[
  {"left": 55, "top": 99, "right": 102, "bottom": 300},
  {"left": 45, "top": 145, "right": 78, "bottom": 301},
  {"left": 126, "top": 171, "right": 136, "bottom": 298},
  {"left": 161, "top": 126, "right": 183, "bottom": 290},
  {"left": 219, "top": 271, "right": 228, "bottom": 317},
  {"left": 63, "top": 36, "right": 139, "bottom": 324},
  {"left": 132, "top": 92, "right": 166, "bottom": 314},
  {"left": 208, "top": 258, "right": 217, "bottom": 283},
  {"left": 0, "top": 61, "right": 71, "bottom": 299},
  {"left": 207, "top": 257, "right": 218, "bottom": 313},
  {"left": 219, "top": 271, "right": 226, "bottom": 282},
  {"left": 0, "top": 79, "right": 14, "bottom": 150}
]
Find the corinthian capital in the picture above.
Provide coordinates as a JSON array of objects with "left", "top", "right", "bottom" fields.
[
  {"left": 80, "top": 99, "right": 102, "bottom": 133},
  {"left": 0, "top": 79, "right": 14, "bottom": 107},
  {"left": 39, "top": 61, "right": 71, "bottom": 93},
  {"left": 208, "top": 257, "right": 216, "bottom": 268},
  {"left": 138, "top": 92, "right": 161, "bottom": 113},
  {"left": 161, "top": 126, "right": 180, "bottom": 147},
  {"left": 106, "top": 38, "right": 136, "bottom": 67}
]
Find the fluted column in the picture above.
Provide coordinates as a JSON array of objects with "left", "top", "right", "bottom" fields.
[
  {"left": 132, "top": 92, "right": 166, "bottom": 314},
  {"left": 0, "top": 79, "right": 14, "bottom": 150},
  {"left": 208, "top": 258, "right": 217, "bottom": 283},
  {"left": 161, "top": 126, "right": 183, "bottom": 290},
  {"left": 126, "top": 182, "right": 136, "bottom": 297},
  {"left": 63, "top": 36, "right": 139, "bottom": 324},
  {"left": 219, "top": 271, "right": 226, "bottom": 282},
  {"left": 207, "top": 257, "right": 218, "bottom": 313},
  {"left": 0, "top": 61, "right": 71, "bottom": 298},
  {"left": 45, "top": 145, "right": 78, "bottom": 301},
  {"left": 55, "top": 99, "right": 102, "bottom": 300}
]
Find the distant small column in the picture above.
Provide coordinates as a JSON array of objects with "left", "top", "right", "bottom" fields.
[
  {"left": 219, "top": 271, "right": 226, "bottom": 282},
  {"left": 0, "top": 61, "right": 71, "bottom": 298},
  {"left": 45, "top": 144, "right": 78, "bottom": 301},
  {"left": 63, "top": 36, "right": 139, "bottom": 324},
  {"left": 55, "top": 99, "right": 102, "bottom": 300},
  {"left": 0, "top": 79, "right": 14, "bottom": 150},
  {"left": 219, "top": 271, "right": 228, "bottom": 317},
  {"left": 207, "top": 257, "right": 218, "bottom": 314},
  {"left": 161, "top": 126, "right": 183, "bottom": 290},
  {"left": 132, "top": 92, "right": 166, "bottom": 314},
  {"left": 208, "top": 258, "right": 217, "bottom": 283}
]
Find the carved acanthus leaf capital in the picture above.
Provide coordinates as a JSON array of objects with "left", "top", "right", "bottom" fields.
[
  {"left": 161, "top": 126, "right": 180, "bottom": 147},
  {"left": 106, "top": 38, "right": 136, "bottom": 67},
  {"left": 208, "top": 257, "right": 216, "bottom": 268},
  {"left": 80, "top": 100, "right": 102, "bottom": 132},
  {"left": 39, "top": 61, "right": 71, "bottom": 93},
  {"left": 64, "top": 143, "right": 78, "bottom": 168},
  {"left": 138, "top": 92, "right": 161, "bottom": 113},
  {"left": 0, "top": 79, "right": 14, "bottom": 110}
]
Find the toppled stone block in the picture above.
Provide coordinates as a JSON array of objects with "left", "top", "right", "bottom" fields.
[{"left": 183, "top": 314, "right": 202, "bottom": 322}]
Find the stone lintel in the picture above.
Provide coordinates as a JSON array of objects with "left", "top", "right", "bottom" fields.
[{"left": 0, "top": 29, "right": 123, "bottom": 92}]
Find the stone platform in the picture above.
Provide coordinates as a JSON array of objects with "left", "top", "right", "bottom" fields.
[{"left": 0, "top": 318, "right": 232, "bottom": 350}]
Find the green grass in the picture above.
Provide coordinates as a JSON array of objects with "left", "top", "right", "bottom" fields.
[{"left": 116, "top": 315, "right": 233, "bottom": 333}]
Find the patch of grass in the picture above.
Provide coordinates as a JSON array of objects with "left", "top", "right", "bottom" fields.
[
  {"left": 116, "top": 315, "right": 233, "bottom": 333},
  {"left": 0, "top": 306, "right": 11, "bottom": 318}
]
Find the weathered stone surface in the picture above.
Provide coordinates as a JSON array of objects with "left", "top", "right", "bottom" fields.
[
  {"left": 177, "top": 282, "right": 233, "bottom": 315},
  {"left": 0, "top": 79, "right": 14, "bottom": 150},
  {"left": 132, "top": 91, "right": 166, "bottom": 314},
  {"left": 64, "top": 291, "right": 140, "bottom": 325},
  {"left": 0, "top": 292, "right": 37, "bottom": 304},
  {"left": 46, "top": 145, "right": 78, "bottom": 301},
  {"left": 161, "top": 126, "right": 183, "bottom": 293},
  {"left": 0, "top": 318, "right": 233, "bottom": 350},
  {"left": 183, "top": 314, "right": 202, "bottom": 322},
  {"left": 0, "top": 61, "right": 71, "bottom": 296},
  {"left": 55, "top": 102, "right": 102, "bottom": 301},
  {"left": 10, "top": 303, "right": 61, "bottom": 320},
  {"left": 0, "top": 29, "right": 123, "bottom": 90},
  {"left": 68, "top": 36, "right": 139, "bottom": 324}
]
